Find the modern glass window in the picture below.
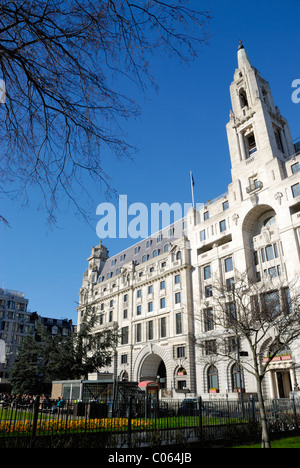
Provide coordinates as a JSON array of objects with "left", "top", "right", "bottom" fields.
[
  {"left": 225, "top": 257, "right": 233, "bottom": 272},
  {"left": 220, "top": 219, "right": 226, "bottom": 232},
  {"left": 175, "top": 312, "right": 182, "bottom": 334},
  {"left": 175, "top": 292, "right": 181, "bottom": 304},
  {"left": 292, "top": 183, "right": 300, "bottom": 198}
]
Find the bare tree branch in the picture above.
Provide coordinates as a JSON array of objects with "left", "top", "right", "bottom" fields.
[{"left": 0, "top": 0, "right": 212, "bottom": 225}]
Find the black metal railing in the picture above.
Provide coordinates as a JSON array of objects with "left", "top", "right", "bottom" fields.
[{"left": 1, "top": 395, "right": 300, "bottom": 447}]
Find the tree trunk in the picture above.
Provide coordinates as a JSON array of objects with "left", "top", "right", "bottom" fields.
[{"left": 257, "top": 377, "right": 271, "bottom": 448}]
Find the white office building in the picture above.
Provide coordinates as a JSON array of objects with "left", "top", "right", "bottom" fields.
[{"left": 78, "top": 43, "right": 300, "bottom": 400}]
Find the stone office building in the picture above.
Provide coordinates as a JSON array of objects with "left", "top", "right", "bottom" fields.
[{"left": 78, "top": 43, "right": 300, "bottom": 400}]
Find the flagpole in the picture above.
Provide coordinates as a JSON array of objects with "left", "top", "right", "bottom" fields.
[{"left": 190, "top": 171, "right": 195, "bottom": 208}]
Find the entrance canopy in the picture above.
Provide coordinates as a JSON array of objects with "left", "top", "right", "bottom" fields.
[{"left": 138, "top": 381, "right": 158, "bottom": 388}]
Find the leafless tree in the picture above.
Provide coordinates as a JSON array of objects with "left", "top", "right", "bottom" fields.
[
  {"left": 0, "top": 0, "right": 211, "bottom": 225},
  {"left": 196, "top": 270, "right": 300, "bottom": 448}
]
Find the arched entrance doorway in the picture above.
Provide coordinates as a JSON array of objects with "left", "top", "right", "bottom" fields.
[{"left": 139, "top": 354, "right": 167, "bottom": 389}]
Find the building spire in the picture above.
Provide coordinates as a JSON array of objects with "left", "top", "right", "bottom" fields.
[{"left": 237, "top": 40, "right": 251, "bottom": 70}]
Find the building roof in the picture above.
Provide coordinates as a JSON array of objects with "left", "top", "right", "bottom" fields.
[{"left": 98, "top": 216, "right": 186, "bottom": 282}]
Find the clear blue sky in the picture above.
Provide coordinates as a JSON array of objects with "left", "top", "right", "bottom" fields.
[{"left": 1, "top": 0, "right": 300, "bottom": 322}]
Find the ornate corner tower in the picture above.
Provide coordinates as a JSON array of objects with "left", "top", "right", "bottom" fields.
[{"left": 226, "top": 41, "right": 295, "bottom": 200}]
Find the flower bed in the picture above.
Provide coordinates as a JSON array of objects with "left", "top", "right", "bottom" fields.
[{"left": 0, "top": 417, "right": 153, "bottom": 436}]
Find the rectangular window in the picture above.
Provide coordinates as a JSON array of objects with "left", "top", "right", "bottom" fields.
[
  {"left": 205, "top": 285, "right": 213, "bottom": 298},
  {"left": 292, "top": 183, "right": 300, "bottom": 198},
  {"left": 123, "top": 309, "right": 128, "bottom": 319},
  {"left": 160, "top": 297, "right": 166, "bottom": 309},
  {"left": 121, "top": 354, "right": 127, "bottom": 364},
  {"left": 121, "top": 326, "right": 129, "bottom": 345},
  {"left": 261, "top": 243, "right": 279, "bottom": 262},
  {"left": 175, "top": 312, "right": 182, "bottom": 334},
  {"left": 226, "top": 277, "right": 235, "bottom": 292},
  {"left": 177, "top": 380, "right": 187, "bottom": 390},
  {"left": 137, "top": 305, "right": 141, "bottom": 315},
  {"left": 175, "top": 274, "right": 180, "bottom": 284},
  {"left": 203, "top": 211, "right": 209, "bottom": 221},
  {"left": 225, "top": 257, "right": 233, "bottom": 272},
  {"left": 203, "top": 265, "right": 211, "bottom": 280},
  {"left": 204, "top": 308, "right": 214, "bottom": 332},
  {"left": 265, "top": 245, "right": 274, "bottom": 261},
  {"left": 291, "top": 162, "right": 300, "bottom": 174},
  {"left": 124, "top": 294, "right": 128, "bottom": 303},
  {"left": 160, "top": 317, "right": 166, "bottom": 338},
  {"left": 160, "top": 281, "right": 165, "bottom": 290},
  {"left": 148, "top": 302, "right": 153, "bottom": 313},
  {"left": 200, "top": 229, "right": 206, "bottom": 241},
  {"left": 220, "top": 219, "right": 226, "bottom": 232},
  {"left": 148, "top": 285, "right": 153, "bottom": 294},
  {"left": 137, "top": 289, "right": 142, "bottom": 298},
  {"left": 136, "top": 323, "right": 141, "bottom": 342},
  {"left": 205, "top": 340, "right": 217, "bottom": 355},
  {"left": 176, "top": 346, "right": 185, "bottom": 358},
  {"left": 175, "top": 292, "right": 181, "bottom": 304},
  {"left": 147, "top": 321, "right": 153, "bottom": 340},
  {"left": 222, "top": 200, "right": 229, "bottom": 210}
]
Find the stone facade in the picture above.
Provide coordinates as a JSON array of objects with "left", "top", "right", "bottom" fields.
[{"left": 78, "top": 43, "right": 300, "bottom": 400}]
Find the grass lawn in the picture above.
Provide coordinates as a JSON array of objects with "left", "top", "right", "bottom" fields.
[{"left": 234, "top": 436, "right": 300, "bottom": 448}]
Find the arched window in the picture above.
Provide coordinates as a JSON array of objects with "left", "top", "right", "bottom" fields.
[
  {"left": 239, "top": 88, "right": 248, "bottom": 108},
  {"left": 207, "top": 365, "right": 219, "bottom": 391},
  {"left": 263, "top": 216, "right": 276, "bottom": 227},
  {"left": 231, "top": 363, "right": 244, "bottom": 391}
]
